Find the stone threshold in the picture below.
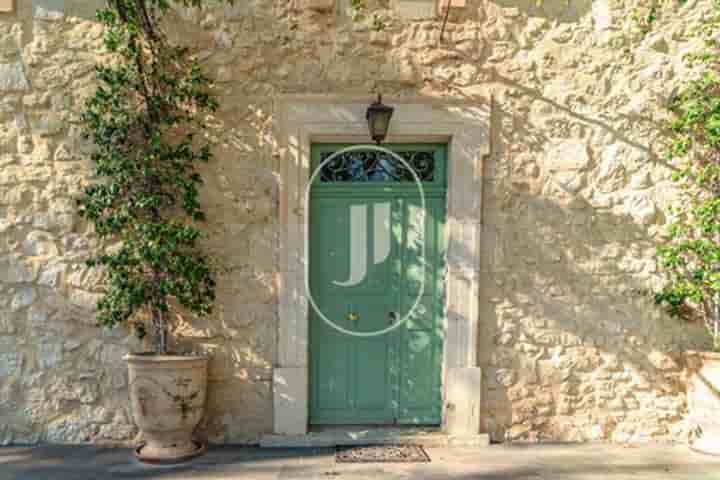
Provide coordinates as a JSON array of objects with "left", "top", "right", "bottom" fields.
[{"left": 260, "top": 426, "right": 491, "bottom": 448}]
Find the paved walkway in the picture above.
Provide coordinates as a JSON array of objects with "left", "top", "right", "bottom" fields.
[{"left": 2, "top": 443, "right": 720, "bottom": 479}]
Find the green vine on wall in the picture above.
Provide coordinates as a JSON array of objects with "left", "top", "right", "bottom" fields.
[
  {"left": 656, "top": 0, "right": 720, "bottom": 350},
  {"left": 78, "top": 0, "right": 233, "bottom": 354}
]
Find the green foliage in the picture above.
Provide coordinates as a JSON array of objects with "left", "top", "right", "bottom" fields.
[
  {"left": 371, "top": 12, "right": 386, "bottom": 32},
  {"left": 656, "top": 0, "right": 720, "bottom": 351},
  {"left": 78, "top": 0, "right": 232, "bottom": 353}
]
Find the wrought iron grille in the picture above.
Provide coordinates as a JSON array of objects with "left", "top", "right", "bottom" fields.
[{"left": 319, "top": 150, "right": 435, "bottom": 182}]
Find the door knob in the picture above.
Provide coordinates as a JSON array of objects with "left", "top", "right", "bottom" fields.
[{"left": 388, "top": 311, "right": 398, "bottom": 324}]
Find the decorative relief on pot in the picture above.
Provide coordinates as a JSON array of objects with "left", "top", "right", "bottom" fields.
[{"left": 125, "top": 356, "right": 208, "bottom": 462}]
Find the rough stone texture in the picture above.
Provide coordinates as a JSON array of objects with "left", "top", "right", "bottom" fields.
[
  {"left": 0, "top": 62, "right": 28, "bottom": 91},
  {"left": 0, "top": 0, "right": 714, "bottom": 445}
]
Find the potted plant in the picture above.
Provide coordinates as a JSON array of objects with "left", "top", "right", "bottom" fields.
[
  {"left": 655, "top": 31, "right": 720, "bottom": 452},
  {"left": 78, "top": 0, "right": 229, "bottom": 463}
]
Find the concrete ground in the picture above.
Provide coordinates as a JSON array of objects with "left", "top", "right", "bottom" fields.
[{"left": 2, "top": 443, "right": 720, "bottom": 480}]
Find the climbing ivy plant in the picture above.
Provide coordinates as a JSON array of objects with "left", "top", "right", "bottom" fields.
[
  {"left": 655, "top": 1, "right": 720, "bottom": 351},
  {"left": 78, "top": 0, "right": 233, "bottom": 354}
]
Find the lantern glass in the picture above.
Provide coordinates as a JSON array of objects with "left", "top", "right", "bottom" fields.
[{"left": 366, "top": 96, "right": 394, "bottom": 144}]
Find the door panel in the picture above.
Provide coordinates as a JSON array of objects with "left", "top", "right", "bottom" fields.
[
  {"left": 397, "top": 197, "right": 445, "bottom": 424},
  {"left": 309, "top": 144, "right": 446, "bottom": 426},
  {"left": 310, "top": 198, "right": 396, "bottom": 424}
]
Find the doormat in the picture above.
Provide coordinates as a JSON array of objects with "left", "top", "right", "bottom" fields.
[{"left": 335, "top": 445, "right": 430, "bottom": 463}]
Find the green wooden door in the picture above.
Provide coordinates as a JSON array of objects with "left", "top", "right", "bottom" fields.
[{"left": 309, "top": 144, "right": 447, "bottom": 425}]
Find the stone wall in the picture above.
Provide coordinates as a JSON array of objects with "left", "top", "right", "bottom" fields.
[{"left": 0, "top": 0, "right": 713, "bottom": 444}]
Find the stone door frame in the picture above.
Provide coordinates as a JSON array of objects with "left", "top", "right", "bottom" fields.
[{"left": 274, "top": 95, "right": 491, "bottom": 436}]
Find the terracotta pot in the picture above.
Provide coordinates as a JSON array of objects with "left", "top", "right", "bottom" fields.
[
  {"left": 125, "top": 354, "right": 208, "bottom": 463},
  {"left": 686, "top": 351, "right": 720, "bottom": 456}
]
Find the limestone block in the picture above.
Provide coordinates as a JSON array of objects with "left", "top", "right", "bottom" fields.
[
  {"left": 273, "top": 367, "right": 307, "bottom": 435},
  {"left": 68, "top": 289, "right": 101, "bottom": 312},
  {"left": 46, "top": 376, "right": 99, "bottom": 405},
  {"left": 595, "top": 154, "right": 626, "bottom": 193},
  {"left": 546, "top": 141, "right": 591, "bottom": 172},
  {"left": 34, "top": 1, "right": 65, "bottom": 21},
  {"left": 0, "top": 0, "right": 13, "bottom": 13},
  {"left": 300, "top": 0, "right": 335, "bottom": 12},
  {"left": 17, "top": 135, "right": 33, "bottom": 154},
  {"left": 622, "top": 193, "right": 657, "bottom": 225},
  {"left": 0, "top": 165, "right": 51, "bottom": 184},
  {"left": 45, "top": 418, "right": 95, "bottom": 443},
  {"left": 592, "top": 0, "right": 612, "bottom": 31},
  {"left": 630, "top": 171, "right": 651, "bottom": 189},
  {"left": 648, "top": 350, "right": 679, "bottom": 371},
  {"left": 0, "top": 185, "right": 34, "bottom": 205},
  {"left": 446, "top": 367, "right": 482, "bottom": 436},
  {"left": 378, "top": 55, "right": 418, "bottom": 85},
  {"left": 393, "top": 0, "right": 436, "bottom": 19},
  {"left": 0, "top": 311, "right": 15, "bottom": 333},
  {"left": 27, "top": 305, "right": 48, "bottom": 328},
  {"left": 438, "top": 0, "right": 465, "bottom": 12},
  {"left": 0, "top": 257, "right": 39, "bottom": 283},
  {"left": 507, "top": 423, "right": 530, "bottom": 441},
  {"left": 10, "top": 287, "right": 36, "bottom": 311},
  {"left": 97, "top": 422, "right": 135, "bottom": 441},
  {"left": 206, "top": 379, "right": 271, "bottom": 442},
  {"left": 37, "top": 262, "right": 66, "bottom": 288},
  {"left": 455, "top": 63, "right": 478, "bottom": 86},
  {"left": 495, "top": 369, "right": 517, "bottom": 387},
  {"left": 61, "top": 235, "right": 90, "bottom": 260},
  {"left": 38, "top": 339, "right": 62, "bottom": 369},
  {"left": 100, "top": 344, "right": 127, "bottom": 364},
  {"left": 28, "top": 113, "right": 63, "bottom": 137},
  {"left": 0, "top": 62, "right": 29, "bottom": 92},
  {"left": 23, "top": 231, "right": 58, "bottom": 258},
  {"left": 0, "top": 340, "right": 22, "bottom": 376},
  {"left": 641, "top": 33, "right": 669, "bottom": 54},
  {"left": 247, "top": 225, "right": 278, "bottom": 271},
  {"left": 0, "top": 23, "right": 21, "bottom": 55},
  {"left": 64, "top": 1, "right": 105, "bottom": 21}
]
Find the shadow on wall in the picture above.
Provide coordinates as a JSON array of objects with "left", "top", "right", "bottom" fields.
[
  {"left": 0, "top": 2, "right": 279, "bottom": 445},
  {"left": 464, "top": 69, "right": 710, "bottom": 442},
  {"left": 173, "top": 102, "right": 280, "bottom": 444},
  {"left": 0, "top": 0, "right": 707, "bottom": 447}
]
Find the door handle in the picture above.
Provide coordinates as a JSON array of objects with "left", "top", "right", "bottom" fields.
[{"left": 388, "top": 311, "right": 398, "bottom": 324}]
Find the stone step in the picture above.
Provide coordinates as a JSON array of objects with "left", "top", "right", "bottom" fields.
[{"left": 260, "top": 427, "right": 490, "bottom": 448}]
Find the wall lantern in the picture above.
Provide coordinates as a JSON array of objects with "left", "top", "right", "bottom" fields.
[{"left": 366, "top": 94, "right": 394, "bottom": 144}]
